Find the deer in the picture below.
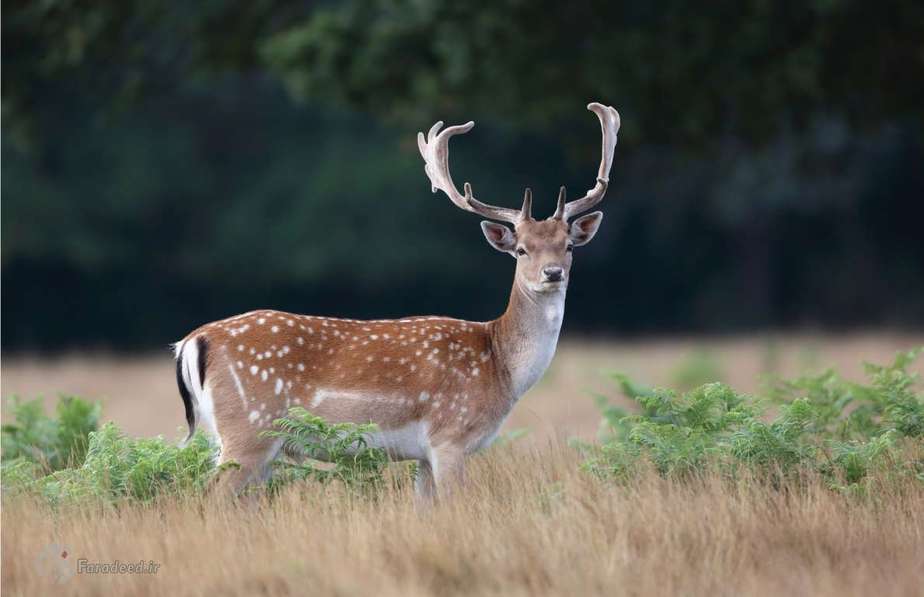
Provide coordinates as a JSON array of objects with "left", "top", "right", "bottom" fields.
[{"left": 174, "top": 102, "right": 620, "bottom": 499}]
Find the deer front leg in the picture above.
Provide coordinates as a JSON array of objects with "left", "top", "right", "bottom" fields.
[
  {"left": 414, "top": 459, "right": 437, "bottom": 505},
  {"left": 430, "top": 443, "right": 466, "bottom": 497}
]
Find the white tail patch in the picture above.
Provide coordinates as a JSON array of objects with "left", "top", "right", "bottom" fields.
[{"left": 176, "top": 338, "right": 222, "bottom": 454}]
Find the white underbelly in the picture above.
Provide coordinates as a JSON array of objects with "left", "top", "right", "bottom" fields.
[{"left": 363, "top": 420, "right": 430, "bottom": 461}]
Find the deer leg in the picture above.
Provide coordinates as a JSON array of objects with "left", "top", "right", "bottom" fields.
[
  {"left": 415, "top": 459, "right": 437, "bottom": 504},
  {"left": 430, "top": 444, "right": 466, "bottom": 497},
  {"left": 210, "top": 437, "right": 282, "bottom": 497}
]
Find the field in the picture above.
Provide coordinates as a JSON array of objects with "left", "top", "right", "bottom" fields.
[{"left": 2, "top": 334, "right": 923, "bottom": 596}]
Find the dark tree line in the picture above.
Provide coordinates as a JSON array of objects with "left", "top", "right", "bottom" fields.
[{"left": 3, "top": 0, "right": 923, "bottom": 349}]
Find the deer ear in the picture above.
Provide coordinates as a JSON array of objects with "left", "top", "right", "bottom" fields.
[
  {"left": 569, "top": 211, "right": 603, "bottom": 246},
  {"left": 480, "top": 221, "right": 517, "bottom": 254}
]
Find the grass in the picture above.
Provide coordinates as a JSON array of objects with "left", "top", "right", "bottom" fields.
[
  {"left": 2, "top": 347, "right": 923, "bottom": 596},
  {"left": 3, "top": 444, "right": 923, "bottom": 596}
]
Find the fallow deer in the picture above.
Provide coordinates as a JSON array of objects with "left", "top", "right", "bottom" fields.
[{"left": 174, "top": 102, "right": 620, "bottom": 498}]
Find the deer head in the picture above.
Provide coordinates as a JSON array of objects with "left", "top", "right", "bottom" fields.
[{"left": 418, "top": 103, "right": 620, "bottom": 295}]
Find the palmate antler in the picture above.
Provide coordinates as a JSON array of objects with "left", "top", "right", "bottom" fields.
[
  {"left": 418, "top": 102, "right": 620, "bottom": 222},
  {"left": 417, "top": 121, "right": 526, "bottom": 223},
  {"left": 553, "top": 103, "right": 621, "bottom": 221}
]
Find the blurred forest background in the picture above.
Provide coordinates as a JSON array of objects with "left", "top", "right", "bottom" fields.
[{"left": 3, "top": 0, "right": 924, "bottom": 350}]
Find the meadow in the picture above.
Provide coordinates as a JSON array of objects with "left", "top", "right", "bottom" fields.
[{"left": 2, "top": 335, "right": 923, "bottom": 596}]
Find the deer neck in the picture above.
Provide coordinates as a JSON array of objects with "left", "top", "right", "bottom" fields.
[{"left": 490, "top": 278, "right": 566, "bottom": 400}]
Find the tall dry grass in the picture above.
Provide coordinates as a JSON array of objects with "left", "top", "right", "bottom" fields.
[{"left": 3, "top": 441, "right": 923, "bottom": 597}]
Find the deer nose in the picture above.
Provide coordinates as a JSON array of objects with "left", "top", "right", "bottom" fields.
[{"left": 542, "top": 266, "right": 564, "bottom": 282}]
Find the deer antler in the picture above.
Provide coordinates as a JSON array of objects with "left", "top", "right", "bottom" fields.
[
  {"left": 556, "top": 102, "right": 621, "bottom": 221},
  {"left": 418, "top": 121, "right": 525, "bottom": 223}
]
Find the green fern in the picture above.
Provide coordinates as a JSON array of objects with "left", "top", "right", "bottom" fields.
[
  {"left": 261, "top": 407, "right": 388, "bottom": 491},
  {"left": 38, "top": 424, "right": 217, "bottom": 504},
  {"left": 2, "top": 397, "right": 393, "bottom": 503},
  {"left": 586, "top": 348, "right": 923, "bottom": 489},
  {"left": 1, "top": 396, "right": 101, "bottom": 471}
]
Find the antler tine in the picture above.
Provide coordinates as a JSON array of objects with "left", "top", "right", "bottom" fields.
[
  {"left": 521, "top": 188, "right": 532, "bottom": 220},
  {"left": 552, "top": 186, "right": 567, "bottom": 220},
  {"left": 563, "top": 102, "right": 621, "bottom": 220},
  {"left": 417, "top": 120, "right": 522, "bottom": 224}
]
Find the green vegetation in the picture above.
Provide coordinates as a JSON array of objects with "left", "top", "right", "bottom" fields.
[
  {"left": 581, "top": 349, "right": 924, "bottom": 492},
  {"left": 30, "top": 425, "right": 215, "bottom": 504},
  {"left": 1, "top": 399, "right": 217, "bottom": 503},
  {"left": 1, "top": 396, "right": 100, "bottom": 470},
  {"left": 262, "top": 407, "right": 388, "bottom": 491},
  {"left": 1, "top": 401, "right": 388, "bottom": 504}
]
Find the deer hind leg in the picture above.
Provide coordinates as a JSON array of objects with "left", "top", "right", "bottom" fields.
[{"left": 210, "top": 434, "right": 283, "bottom": 497}]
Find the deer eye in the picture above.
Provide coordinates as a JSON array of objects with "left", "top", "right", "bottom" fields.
[
  {"left": 516, "top": 247, "right": 527, "bottom": 257},
  {"left": 566, "top": 244, "right": 574, "bottom": 253}
]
